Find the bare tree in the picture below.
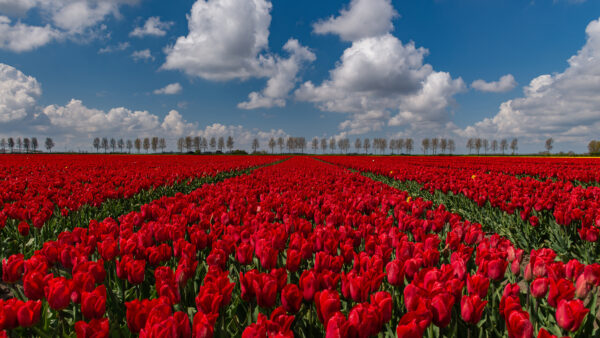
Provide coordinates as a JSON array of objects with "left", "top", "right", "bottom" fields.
[
  {"left": 483, "top": 139, "right": 489, "bottom": 155},
  {"left": 193, "top": 136, "right": 200, "bottom": 152},
  {"left": 134, "top": 138, "right": 142, "bottom": 153},
  {"left": 475, "top": 138, "right": 482, "bottom": 155},
  {"left": 45, "top": 137, "right": 54, "bottom": 152},
  {"left": 311, "top": 137, "right": 319, "bottom": 153},
  {"left": 329, "top": 137, "right": 336, "bottom": 153},
  {"left": 491, "top": 140, "right": 498, "bottom": 153},
  {"left": 126, "top": 139, "right": 133, "bottom": 153},
  {"left": 143, "top": 138, "right": 150, "bottom": 153},
  {"left": 16, "top": 137, "right": 22, "bottom": 153},
  {"left": 421, "top": 138, "right": 430, "bottom": 154},
  {"left": 110, "top": 138, "right": 116, "bottom": 152},
  {"left": 152, "top": 137, "right": 159, "bottom": 153},
  {"left": 93, "top": 137, "right": 100, "bottom": 152},
  {"left": 500, "top": 139, "right": 508, "bottom": 155},
  {"left": 185, "top": 136, "right": 193, "bottom": 151},
  {"left": 389, "top": 139, "right": 396, "bottom": 154},
  {"left": 23, "top": 138, "right": 30, "bottom": 153},
  {"left": 226, "top": 136, "right": 234, "bottom": 152},
  {"left": 339, "top": 138, "right": 350, "bottom": 153},
  {"left": 118, "top": 138, "right": 124, "bottom": 152},
  {"left": 466, "top": 138, "right": 474, "bottom": 154},
  {"left": 31, "top": 137, "right": 38, "bottom": 152},
  {"left": 209, "top": 137, "right": 217, "bottom": 151},
  {"left": 269, "top": 137, "right": 277, "bottom": 153},
  {"left": 398, "top": 139, "right": 405, "bottom": 154},
  {"left": 159, "top": 138, "right": 166, "bottom": 153},
  {"left": 8, "top": 137, "right": 14, "bottom": 153},
  {"left": 201, "top": 137, "right": 208, "bottom": 152},
  {"left": 252, "top": 138, "right": 259, "bottom": 153},
  {"left": 321, "top": 138, "right": 327, "bottom": 153},
  {"left": 217, "top": 137, "right": 225, "bottom": 152},
  {"left": 286, "top": 137, "right": 294, "bottom": 153},
  {"left": 277, "top": 137, "right": 284, "bottom": 153},
  {"left": 431, "top": 138, "right": 438, "bottom": 155},
  {"left": 364, "top": 138, "right": 371, "bottom": 154},
  {"left": 177, "top": 138, "right": 184, "bottom": 153},
  {"left": 0, "top": 138, "right": 5, "bottom": 153},
  {"left": 448, "top": 139, "right": 455, "bottom": 154},
  {"left": 440, "top": 138, "right": 447, "bottom": 154},
  {"left": 101, "top": 137, "right": 108, "bottom": 153},
  {"left": 545, "top": 138, "right": 554, "bottom": 154},
  {"left": 510, "top": 138, "right": 518, "bottom": 155},
  {"left": 355, "top": 138, "right": 362, "bottom": 152}
]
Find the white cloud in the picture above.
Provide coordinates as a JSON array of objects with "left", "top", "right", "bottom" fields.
[
  {"left": 0, "top": 62, "right": 291, "bottom": 150},
  {"left": 238, "top": 39, "right": 315, "bottom": 109},
  {"left": 0, "top": 0, "right": 37, "bottom": 16},
  {"left": 163, "top": 0, "right": 315, "bottom": 109},
  {"left": 471, "top": 74, "right": 517, "bottom": 93},
  {"left": 130, "top": 16, "right": 174, "bottom": 38},
  {"left": 459, "top": 16, "right": 600, "bottom": 147},
  {"left": 0, "top": 16, "right": 60, "bottom": 52},
  {"left": 131, "top": 49, "right": 154, "bottom": 62},
  {"left": 153, "top": 83, "right": 182, "bottom": 95},
  {"left": 0, "top": 0, "right": 139, "bottom": 51},
  {"left": 0, "top": 63, "right": 41, "bottom": 122},
  {"left": 162, "top": 0, "right": 273, "bottom": 81},
  {"left": 339, "top": 110, "right": 389, "bottom": 135},
  {"left": 313, "top": 0, "right": 398, "bottom": 41},
  {"left": 296, "top": 34, "right": 465, "bottom": 134},
  {"left": 98, "top": 41, "right": 130, "bottom": 54}
]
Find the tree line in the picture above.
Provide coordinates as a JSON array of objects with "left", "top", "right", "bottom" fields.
[{"left": 0, "top": 137, "right": 55, "bottom": 153}]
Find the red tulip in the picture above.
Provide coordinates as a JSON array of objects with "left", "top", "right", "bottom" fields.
[
  {"left": 81, "top": 285, "right": 106, "bottom": 320},
  {"left": 386, "top": 259, "right": 405, "bottom": 286},
  {"left": 18, "top": 221, "right": 30, "bottom": 236},
  {"left": 23, "top": 271, "right": 46, "bottom": 300},
  {"left": 556, "top": 299, "right": 589, "bottom": 332},
  {"left": 299, "top": 270, "right": 318, "bottom": 301},
  {"left": 371, "top": 291, "right": 392, "bottom": 324},
  {"left": 127, "top": 259, "right": 146, "bottom": 285},
  {"left": 281, "top": 284, "right": 302, "bottom": 313},
  {"left": 467, "top": 273, "right": 490, "bottom": 299},
  {"left": 326, "top": 312, "right": 350, "bottom": 338},
  {"left": 173, "top": 311, "right": 191, "bottom": 338},
  {"left": 506, "top": 310, "right": 533, "bottom": 338},
  {"left": 2, "top": 254, "right": 24, "bottom": 283},
  {"left": 431, "top": 292, "right": 455, "bottom": 328},
  {"left": 192, "top": 311, "right": 218, "bottom": 338},
  {"left": 0, "top": 299, "right": 21, "bottom": 330},
  {"left": 460, "top": 295, "right": 487, "bottom": 324},
  {"left": 315, "top": 290, "right": 340, "bottom": 326},
  {"left": 530, "top": 278, "right": 549, "bottom": 298},
  {"left": 75, "top": 318, "right": 109, "bottom": 338},
  {"left": 548, "top": 278, "right": 575, "bottom": 308},
  {"left": 45, "top": 277, "right": 72, "bottom": 311},
  {"left": 17, "top": 300, "right": 42, "bottom": 328},
  {"left": 486, "top": 258, "right": 508, "bottom": 281}
]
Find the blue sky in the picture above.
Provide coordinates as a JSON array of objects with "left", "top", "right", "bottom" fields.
[{"left": 1, "top": 0, "right": 600, "bottom": 152}]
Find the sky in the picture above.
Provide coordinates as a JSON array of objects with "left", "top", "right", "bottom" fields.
[{"left": 1, "top": 0, "right": 600, "bottom": 153}]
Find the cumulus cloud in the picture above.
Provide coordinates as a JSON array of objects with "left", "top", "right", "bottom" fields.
[
  {"left": 0, "top": 62, "right": 291, "bottom": 150},
  {"left": 296, "top": 34, "right": 465, "bottom": 134},
  {"left": 313, "top": 0, "right": 398, "bottom": 42},
  {"left": 0, "top": 16, "right": 60, "bottom": 52},
  {"left": 0, "top": 0, "right": 139, "bottom": 51},
  {"left": 131, "top": 49, "right": 154, "bottom": 62},
  {"left": 459, "top": 17, "right": 600, "bottom": 147},
  {"left": 471, "top": 74, "right": 517, "bottom": 93},
  {"left": 238, "top": 39, "right": 315, "bottom": 109},
  {"left": 0, "top": 63, "right": 42, "bottom": 122},
  {"left": 162, "top": 0, "right": 273, "bottom": 81},
  {"left": 130, "top": 16, "right": 174, "bottom": 38},
  {"left": 153, "top": 83, "right": 182, "bottom": 95},
  {"left": 162, "top": 0, "right": 314, "bottom": 108},
  {"left": 98, "top": 41, "right": 130, "bottom": 54},
  {"left": 339, "top": 110, "right": 390, "bottom": 135}
]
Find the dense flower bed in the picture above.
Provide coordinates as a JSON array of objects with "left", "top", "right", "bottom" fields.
[
  {"left": 1, "top": 156, "right": 598, "bottom": 337},
  {"left": 319, "top": 156, "right": 600, "bottom": 243},
  {"left": 0, "top": 155, "right": 283, "bottom": 229}
]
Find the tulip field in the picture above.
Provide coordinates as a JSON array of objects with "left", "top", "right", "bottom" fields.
[{"left": 1, "top": 155, "right": 600, "bottom": 338}]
